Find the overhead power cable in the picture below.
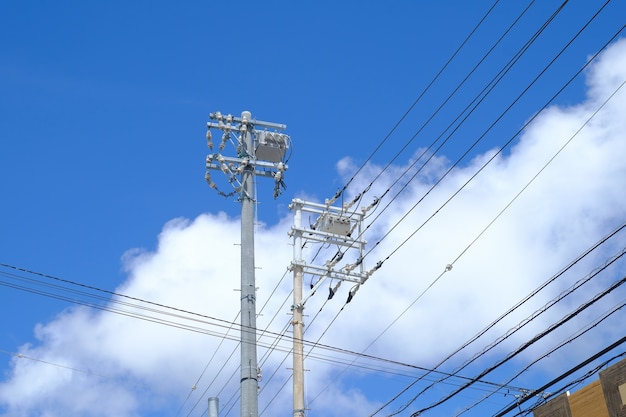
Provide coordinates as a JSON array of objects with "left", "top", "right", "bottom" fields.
[
  {"left": 1, "top": 263, "right": 524, "bottom": 399},
  {"left": 312, "top": 58, "right": 626, "bottom": 413},
  {"left": 361, "top": 4, "right": 619, "bottom": 274},
  {"left": 491, "top": 337, "right": 626, "bottom": 417},
  {"left": 371, "top": 235, "right": 626, "bottom": 416},
  {"left": 366, "top": 43, "right": 626, "bottom": 415},
  {"left": 329, "top": 0, "right": 607, "bottom": 284},
  {"left": 339, "top": 0, "right": 546, "bottom": 215},
  {"left": 329, "top": 0, "right": 503, "bottom": 203},
  {"left": 453, "top": 297, "right": 626, "bottom": 416},
  {"left": 409, "top": 274, "right": 626, "bottom": 416},
  {"left": 511, "top": 351, "right": 626, "bottom": 417}
]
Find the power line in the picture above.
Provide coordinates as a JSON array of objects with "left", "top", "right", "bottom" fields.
[
  {"left": 409, "top": 274, "right": 626, "bottom": 416},
  {"left": 324, "top": 0, "right": 611, "bottom": 286},
  {"left": 356, "top": 38, "right": 626, "bottom": 416},
  {"left": 1, "top": 263, "right": 523, "bottom": 398},
  {"left": 491, "top": 339, "right": 626, "bottom": 417},
  {"left": 339, "top": 0, "right": 549, "bottom": 221},
  {"left": 299, "top": 62, "right": 626, "bottom": 413},
  {"left": 329, "top": 0, "right": 503, "bottom": 204},
  {"left": 362, "top": 5, "right": 620, "bottom": 275},
  {"left": 371, "top": 232, "right": 626, "bottom": 416},
  {"left": 453, "top": 297, "right": 626, "bottom": 416}
]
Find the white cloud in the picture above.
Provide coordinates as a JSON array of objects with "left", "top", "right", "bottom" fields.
[{"left": 2, "top": 39, "right": 626, "bottom": 417}]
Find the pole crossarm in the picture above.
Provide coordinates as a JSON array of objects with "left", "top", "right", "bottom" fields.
[
  {"left": 290, "top": 262, "right": 367, "bottom": 283},
  {"left": 206, "top": 153, "right": 288, "bottom": 179},
  {"left": 209, "top": 111, "right": 287, "bottom": 131},
  {"left": 205, "top": 110, "right": 290, "bottom": 200}
]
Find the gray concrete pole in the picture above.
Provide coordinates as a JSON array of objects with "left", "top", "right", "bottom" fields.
[
  {"left": 208, "top": 397, "right": 219, "bottom": 417},
  {"left": 292, "top": 203, "right": 305, "bottom": 417},
  {"left": 240, "top": 110, "right": 259, "bottom": 417}
]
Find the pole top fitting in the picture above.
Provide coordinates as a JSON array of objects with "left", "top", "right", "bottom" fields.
[{"left": 241, "top": 111, "right": 252, "bottom": 121}]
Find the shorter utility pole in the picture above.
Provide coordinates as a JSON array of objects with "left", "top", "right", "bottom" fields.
[
  {"left": 288, "top": 198, "right": 370, "bottom": 417},
  {"left": 208, "top": 397, "right": 219, "bottom": 417}
]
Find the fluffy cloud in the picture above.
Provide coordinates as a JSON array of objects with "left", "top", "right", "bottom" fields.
[{"left": 2, "top": 39, "right": 626, "bottom": 417}]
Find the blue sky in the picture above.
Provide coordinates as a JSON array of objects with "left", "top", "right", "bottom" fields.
[{"left": 1, "top": 1, "right": 626, "bottom": 417}]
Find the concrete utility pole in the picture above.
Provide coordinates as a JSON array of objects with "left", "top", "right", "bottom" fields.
[
  {"left": 291, "top": 204, "right": 305, "bottom": 417},
  {"left": 208, "top": 397, "right": 219, "bottom": 417},
  {"left": 205, "top": 111, "right": 290, "bottom": 417},
  {"left": 288, "top": 199, "right": 369, "bottom": 417}
]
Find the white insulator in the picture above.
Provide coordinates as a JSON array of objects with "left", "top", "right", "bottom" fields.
[{"left": 361, "top": 197, "right": 380, "bottom": 214}]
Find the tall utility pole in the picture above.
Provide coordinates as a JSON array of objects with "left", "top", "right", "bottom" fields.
[
  {"left": 205, "top": 111, "right": 290, "bottom": 417},
  {"left": 288, "top": 199, "right": 369, "bottom": 417}
]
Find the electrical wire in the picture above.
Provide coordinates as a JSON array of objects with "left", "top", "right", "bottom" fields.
[
  {"left": 361, "top": 4, "right": 619, "bottom": 275},
  {"left": 369, "top": 231, "right": 626, "bottom": 416},
  {"left": 378, "top": 61, "right": 626, "bottom": 400},
  {"left": 338, "top": 0, "right": 544, "bottom": 220},
  {"left": 303, "top": 64, "right": 626, "bottom": 415},
  {"left": 452, "top": 297, "right": 626, "bottom": 416},
  {"left": 0, "top": 264, "right": 381, "bottom": 364},
  {"left": 329, "top": 0, "right": 504, "bottom": 204},
  {"left": 322, "top": 1, "right": 612, "bottom": 292},
  {"left": 408, "top": 274, "right": 626, "bottom": 416},
  {"left": 2, "top": 263, "right": 534, "bottom": 413},
  {"left": 513, "top": 351, "right": 626, "bottom": 417},
  {"left": 333, "top": 32, "right": 626, "bottom": 414},
  {"left": 491, "top": 339, "right": 626, "bottom": 417}
]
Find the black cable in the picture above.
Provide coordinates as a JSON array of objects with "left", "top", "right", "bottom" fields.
[
  {"left": 365, "top": 4, "right": 619, "bottom": 273},
  {"left": 349, "top": 0, "right": 546, "bottom": 222},
  {"left": 1, "top": 264, "right": 512, "bottom": 390},
  {"left": 330, "top": 0, "right": 503, "bottom": 202},
  {"left": 491, "top": 340, "right": 626, "bottom": 417},
  {"left": 455, "top": 298, "right": 626, "bottom": 416},
  {"left": 409, "top": 275, "right": 626, "bottom": 416},
  {"left": 373, "top": 235, "right": 626, "bottom": 416},
  {"left": 330, "top": 0, "right": 564, "bottom": 261},
  {"left": 368, "top": 41, "right": 626, "bottom": 415}
]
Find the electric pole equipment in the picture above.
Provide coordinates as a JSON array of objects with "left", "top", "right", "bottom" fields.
[
  {"left": 205, "top": 111, "right": 290, "bottom": 417},
  {"left": 288, "top": 198, "right": 371, "bottom": 417}
]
